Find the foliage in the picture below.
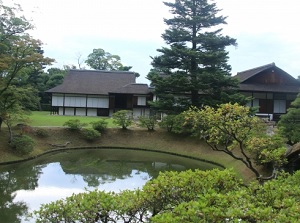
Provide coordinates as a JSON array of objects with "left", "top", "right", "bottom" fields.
[
  {"left": 0, "top": 101, "right": 29, "bottom": 141},
  {"left": 182, "top": 103, "right": 287, "bottom": 180},
  {"left": 112, "top": 110, "right": 133, "bottom": 130},
  {"left": 158, "top": 114, "right": 176, "bottom": 132},
  {"left": 147, "top": 0, "right": 247, "bottom": 113},
  {"left": 0, "top": 2, "right": 53, "bottom": 139},
  {"left": 31, "top": 169, "right": 300, "bottom": 222},
  {"left": 91, "top": 119, "right": 108, "bottom": 133},
  {"left": 138, "top": 116, "right": 157, "bottom": 131},
  {"left": 159, "top": 113, "right": 195, "bottom": 134},
  {"left": 63, "top": 119, "right": 88, "bottom": 131},
  {"left": 85, "top": 48, "right": 139, "bottom": 77},
  {"left": 34, "top": 128, "right": 49, "bottom": 137},
  {"left": 152, "top": 171, "right": 300, "bottom": 223},
  {"left": 278, "top": 93, "right": 300, "bottom": 144},
  {"left": 81, "top": 128, "right": 101, "bottom": 141},
  {"left": 10, "top": 135, "right": 35, "bottom": 155},
  {"left": 172, "top": 112, "right": 195, "bottom": 135}
]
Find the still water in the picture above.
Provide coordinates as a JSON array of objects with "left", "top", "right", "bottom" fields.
[{"left": 0, "top": 148, "right": 222, "bottom": 222}]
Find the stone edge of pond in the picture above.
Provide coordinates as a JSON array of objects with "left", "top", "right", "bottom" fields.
[{"left": 0, "top": 146, "right": 225, "bottom": 169}]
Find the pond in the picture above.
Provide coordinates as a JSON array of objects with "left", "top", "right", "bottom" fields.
[{"left": 0, "top": 148, "right": 222, "bottom": 223}]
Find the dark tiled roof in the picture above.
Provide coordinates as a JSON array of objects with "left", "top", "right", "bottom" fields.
[
  {"left": 235, "top": 62, "right": 275, "bottom": 82},
  {"left": 46, "top": 70, "right": 139, "bottom": 95},
  {"left": 111, "top": 83, "right": 151, "bottom": 94},
  {"left": 239, "top": 84, "right": 300, "bottom": 93}
]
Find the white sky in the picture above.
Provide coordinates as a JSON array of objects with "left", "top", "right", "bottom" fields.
[{"left": 3, "top": 0, "right": 300, "bottom": 83}]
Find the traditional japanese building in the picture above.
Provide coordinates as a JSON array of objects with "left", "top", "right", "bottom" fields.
[
  {"left": 235, "top": 63, "right": 300, "bottom": 121},
  {"left": 46, "top": 70, "right": 153, "bottom": 118}
]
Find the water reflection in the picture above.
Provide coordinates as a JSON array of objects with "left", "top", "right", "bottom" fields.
[{"left": 0, "top": 148, "right": 221, "bottom": 222}]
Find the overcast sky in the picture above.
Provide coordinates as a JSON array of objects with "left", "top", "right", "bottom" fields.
[{"left": 4, "top": 0, "right": 300, "bottom": 83}]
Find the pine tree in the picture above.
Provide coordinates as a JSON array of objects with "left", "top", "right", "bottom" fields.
[
  {"left": 278, "top": 93, "right": 300, "bottom": 144},
  {"left": 147, "top": 0, "right": 245, "bottom": 113}
]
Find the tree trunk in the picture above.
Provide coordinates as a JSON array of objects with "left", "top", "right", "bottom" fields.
[
  {"left": 0, "top": 117, "right": 2, "bottom": 132},
  {"left": 5, "top": 121, "right": 13, "bottom": 143}
]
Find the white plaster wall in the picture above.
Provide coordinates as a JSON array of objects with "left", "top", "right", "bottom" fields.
[
  {"left": 65, "top": 108, "right": 74, "bottom": 116},
  {"left": 87, "top": 108, "right": 97, "bottom": 116},
  {"left": 75, "top": 108, "right": 86, "bottom": 116},
  {"left": 59, "top": 107, "right": 64, "bottom": 115}
]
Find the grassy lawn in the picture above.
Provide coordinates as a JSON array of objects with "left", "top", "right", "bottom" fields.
[{"left": 28, "top": 111, "right": 116, "bottom": 127}]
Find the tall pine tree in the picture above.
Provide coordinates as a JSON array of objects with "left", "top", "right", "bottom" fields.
[{"left": 147, "top": 0, "right": 245, "bottom": 114}]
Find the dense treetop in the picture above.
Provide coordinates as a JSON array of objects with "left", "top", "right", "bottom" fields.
[{"left": 147, "top": 0, "right": 246, "bottom": 113}]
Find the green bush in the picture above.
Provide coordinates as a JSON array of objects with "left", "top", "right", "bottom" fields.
[
  {"left": 277, "top": 94, "right": 300, "bottom": 144},
  {"left": 63, "top": 119, "right": 87, "bottom": 131},
  {"left": 32, "top": 169, "right": 300, "bottom": 222},
  {"left": 81, "top": 128, "right": 101, "bottom": 141},
  {"left": 10, "top": 135, "right": 35, "bottom": 155},
  {"left": 138, "top": 116, "right": 157, "bottom": 131},
  {"left": 159, "top": 113, "right": 194, "bottom": 134},
  {"left": 159, "top": 114, "right": 176, "bottom": 132},
  {"left": 112, "top": 110, "right": 133, "bottom": 129},
  {"left": 90, "top": 119, "right": 108, "bottom": 133},
  {"left": 35, "top": 128, "right": 49, "bottom": 137}
]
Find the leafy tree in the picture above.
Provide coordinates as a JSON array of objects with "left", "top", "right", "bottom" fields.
[
  {"left": 0, "top": 2, "right": 54, "bottom": 133},
  {"left": 112, "top": 110, "right": 133, "bottom": 130},
  {"left": 10, "top": 134, "right": 35, "bottom": 155},
  {"left": 90, "top": 119, "right": 108, "bottom": 133},
  {"left": 63, "top": 119, "right": 87, "bottom": 131},
  {"left": 31, "top": 169, "right": 300, "bottom": 222},
  {"left": 138, "top": 115, "right": 157, "bottom": 131},
  {"left": 159, "top": 114, "right": 176, "bottom": 132},
  {"left": 147, "top": 0, "right": 246, "bottom": 113},
  {"left": 0, "top": 34, "right": 54, "bottom": 97},
  {"left": 182, "top": 103, "right": 287, "bottom": 181},
  {"left": 151, "top": 171, "right": 300, "bottom": 222},
  {"left": 278, "top": 93, "right": 300, "bottom": 144},
  {"left": 85, "top": 48, "right": 140, "bottom": 77},
  {"left": 81, "top": 128, "right": 101, "bottom": 141},
  {"left": 86, "top": 48, "right": 121, "bottom": 70},
  {"left": 0, "top": 86, "right": 31, "bottom": 140}
]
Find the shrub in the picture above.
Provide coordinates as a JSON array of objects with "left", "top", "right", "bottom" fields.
[
  {"left": 10, "top": 135, "right": 35, "bottom": 155},
  {"left": 159, "top": 113, "right": 194, "bottom": 134},
  {"left": 112, "top": 110, "right": 133, "bottom": 129},
  {"left": 159, "top": 114, "right": 176, "bottom": 132},
  {"left": 35, "top": 128, "right": 49, "bottom": 137},
  {"left": 81, "top": 128, "right": 101, "bottom": 141},
  {"left": 63, "top": 119, "right": 87, "bottom": 131},
  {"left": 138, "top": 116, "right": 157, "bottom": 131},
  {"left": 91, "top": 119, "right": 108, "bottom": 133}
]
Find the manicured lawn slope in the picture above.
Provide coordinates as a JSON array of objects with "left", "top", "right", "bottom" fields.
[{"left": 0, "top": 112, "right": 261, "bottom": 182}]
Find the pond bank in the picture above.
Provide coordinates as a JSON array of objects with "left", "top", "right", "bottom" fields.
[{"left": 0, "top": 127, "right": 257, "bottom": 181}]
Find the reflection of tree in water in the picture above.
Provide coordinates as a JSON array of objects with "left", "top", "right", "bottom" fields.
[
  {"left": 0, "top": 164, "right": 43, "bottom": 223},
  {"left": 59, "top": 151, "right": 188, "bottom": 187},
  {"left": 60, "top": 157, "right": 156, "bottom": 187}
]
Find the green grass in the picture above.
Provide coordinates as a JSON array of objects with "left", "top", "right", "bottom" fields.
[
  {"left": 0, "top": 111, "right": 259, "bottom": 182},
  {"left": 28, "top": 111, "right": 116, "bottom": 128}
]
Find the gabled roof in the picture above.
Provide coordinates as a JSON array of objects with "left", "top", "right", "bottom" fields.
[
  {"left": 111, "top": 83, "right": 151, "bottom": 95},
  {"left": 46, "top": 70, "right": 139, "bottom": 95},
  {"left": 234, "top": 62, "right": 300, "bottom": 93},
  {"left": 235, "top": 62, "right": 276, "bottom": 82}
]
